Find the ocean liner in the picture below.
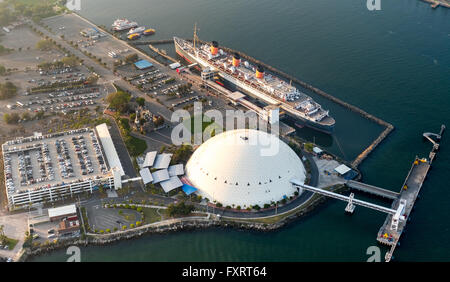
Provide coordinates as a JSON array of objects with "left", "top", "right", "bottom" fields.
[{"left": 173, "top": 31, "right": 335, "bottom": 133}]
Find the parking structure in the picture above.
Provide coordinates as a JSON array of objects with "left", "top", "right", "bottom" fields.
[{"left": 2, "top": 127, "right": 119, "bottom": 209}]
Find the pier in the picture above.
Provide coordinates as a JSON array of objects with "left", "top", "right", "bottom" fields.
[
  {"left": 293, "top": 125, "right": 445, "bottom": 262},
  {"left": 187, "top": 38, "right": 394, "bottom": 168},
  {"left": 379, "top": 124, "right": 445, "bottom": 261},
  {"left": 130, "top": 38, "right": 394, "bottom": 168},
  {"left": 147, "top": 44, "right": 178, "bottom": 63}
]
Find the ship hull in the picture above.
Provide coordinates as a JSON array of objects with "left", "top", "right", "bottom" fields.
[{"left": 174, "top": 39, "right": 334, "bottom": 134}]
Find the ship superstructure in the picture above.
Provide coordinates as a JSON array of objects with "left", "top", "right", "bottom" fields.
[
  {"left": 174, "top": 34, "right": 335, "bottom": 132},
  {"left": 112, "top": 19, "right": 138, "bottom": 31}
]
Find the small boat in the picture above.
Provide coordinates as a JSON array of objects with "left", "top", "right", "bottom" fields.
[
  {"left": 127, "top": 26, "right": 146, "bottom": 35},
  {"left": 143, "top": 28, "right": 156, "bottom": 36},
  {"left": 127, "top": 33, "right": 140, "bottom": 40}
]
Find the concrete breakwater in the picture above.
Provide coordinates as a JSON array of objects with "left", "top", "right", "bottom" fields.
[
  {"left": 140, "top": 38, "right": 394, "bottom": 168},
  {"left": 190, "top": 38, "right": 395, "bottom": 168}
]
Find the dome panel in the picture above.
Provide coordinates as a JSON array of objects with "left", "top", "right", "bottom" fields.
[{"left": 185, "top": 129, "right": 306, "bottom": 207}]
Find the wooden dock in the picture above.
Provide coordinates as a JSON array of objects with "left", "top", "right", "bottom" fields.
[{"left": 377, "top": 125, "right": 445, "bottom": 261}]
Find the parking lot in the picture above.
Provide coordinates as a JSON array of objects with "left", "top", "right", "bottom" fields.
[
  {"left": 2, "top": 128, "right": 108, "bottom": 196},
  {"left": 86, "top": 204, "right": 142, "bottom": 232},
  {"left": 41, "top": 13, "right": 133, "bottom": 68},
  {"left": 29, "top": 220, "right": 61, "bottom": 243}
]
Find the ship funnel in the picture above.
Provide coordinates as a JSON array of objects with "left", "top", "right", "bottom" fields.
[
  {"left": 210, "top": 41, "right": 219, "bottom": 56},
  {"left": 256, "top": 65, "right": 264, "bottom": 79},
  {"left": 232, "top": 52, "right": 241, "bottom": 67}
]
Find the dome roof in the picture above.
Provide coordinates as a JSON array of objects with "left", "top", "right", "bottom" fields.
[{"left": 185, "top": 129, "right": 305, "bottom": 207}]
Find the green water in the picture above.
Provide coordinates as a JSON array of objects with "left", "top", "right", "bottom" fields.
[{"left": 31, "top": 0, "right": 450, "bottom": 261}]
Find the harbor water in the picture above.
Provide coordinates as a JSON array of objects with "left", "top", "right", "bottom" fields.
[{"left": 31, "top": 0, "right": 450, "bottom": 261}]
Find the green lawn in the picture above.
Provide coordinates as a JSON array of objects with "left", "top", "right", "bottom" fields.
[
  {"left": 142, "top": 208, "right": 163, "bottom": 224},
  {"left": 124, "top": 134, "right": 147, "bottom": 157},
  {"left": 2, "top": 237, "right": 19, "bottom": 250}
]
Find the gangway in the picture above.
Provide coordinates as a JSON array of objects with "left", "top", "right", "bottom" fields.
[
  {"left": 346, "top": 180, "right": 399, "bottom": 200},
  {"left": 290, "top": 179, "right": 398, "bottom": 215}
]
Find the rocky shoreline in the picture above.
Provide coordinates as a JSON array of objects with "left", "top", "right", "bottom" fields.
[{"left": 22, "top": 184, "right": 346, "bottom": 262}]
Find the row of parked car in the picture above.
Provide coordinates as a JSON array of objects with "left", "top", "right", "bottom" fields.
[
  {"left": 55, "top": 139, "right": 75, "bottom": 179},
  {"left": 90, "top": 131, "right": 108, "bottom": 174},
  {"left": 72, "top": 135, "right": 94, "bottom": 175},
  {"left": 30, "top": 99, "right": 96, "bottom": 113},
  {"left": 4, "top": 153, "right": 15, "bottom": 195}
]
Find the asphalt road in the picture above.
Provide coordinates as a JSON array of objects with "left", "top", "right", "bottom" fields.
[{"left": 106, "top": 117, "right": 137, "bottom": 178}]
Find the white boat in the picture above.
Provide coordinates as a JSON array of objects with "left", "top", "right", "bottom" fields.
[
  {"left": 127, "top": 26, "right": 146, "bottom": 35},
  {"left": 112, "top": 19, "right": 138, "bottom": 31}
]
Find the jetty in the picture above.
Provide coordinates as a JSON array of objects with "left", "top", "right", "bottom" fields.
[
  {"left": 420, "top": 0, "right": 450, "bottom": 9},
  {"left": 378, "top": 124, "right": 445, "bottom": 261},
  {"left": 292, "top": 125, "right": 445, "bottom": 261},
  {"left": 139, "top": 38, "right": 394, "bottom": 169}
]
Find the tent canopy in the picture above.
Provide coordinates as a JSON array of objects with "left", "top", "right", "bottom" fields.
[
  {"left": 182, "top": 184, "right": 198, "bottom": 195},
  {"left": 334, "top": 164, "right": 351, "bottom": 175}
]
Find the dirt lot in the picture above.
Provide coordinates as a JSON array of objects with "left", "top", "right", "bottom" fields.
[
  {"left": 0, "top": 25, "right": 63, "bottom": 71},
  {"left": 41, "top": 13, "right": 133, "bottom": 68}
]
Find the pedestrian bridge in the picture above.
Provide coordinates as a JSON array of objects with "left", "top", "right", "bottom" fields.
[
  {"left": 290, "top": 179, "right": 397, "bottom": 215},
  {"left": 346, "top": 180, "right": 399, "bottom": 200}
]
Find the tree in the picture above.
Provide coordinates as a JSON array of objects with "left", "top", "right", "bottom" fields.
[
  {"left": 21, "top": 112, "right": 31, "bottom": 121},
  {"left": 125, "top": 53, "right": 139, "bottom": 64},
  {"left": 4, "top": 113, "right": 20, "bottom": 124},
  {"left": 166, "top": 201, "right": 194, "bottom": 217},
  {"left": 34, "top": 111, "right": 45, "bottom": 120},
  {"left": 106, "top": 91, "right": 131, "bottom": 114},
  {"left": 0, "top": 82, "right": 18, "bottom": 100},
  {"left": 0, "top": 65, "right": 6, "bottom": 76},
  {"left": 61, "top": 56, "right": 78, "bottom": 67},
  {"left": 36, "top": 39, "right": 53, "bottom": 51},
  {"left": 304, "top": 143, "right": 314, "bottom": 152},
  {"left": 136, "top": 97, "right": 145, "bottom": 107}
]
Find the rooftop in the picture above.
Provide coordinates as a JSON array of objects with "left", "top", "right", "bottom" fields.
[{"left": 2, "top": 128, "right": 109, "bottom": 195}]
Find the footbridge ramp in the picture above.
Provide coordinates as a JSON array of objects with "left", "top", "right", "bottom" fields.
[{"left": 346, "top": 180, "right": 399, "bottom": 200}]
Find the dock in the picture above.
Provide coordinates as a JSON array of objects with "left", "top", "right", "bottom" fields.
[
  {"left": 378, "top": 124, "right": 445, "bottom": 261},
  {"left": 147, "top": 44, "right": 178, "bottom": 63},
  {"left": 291, "top": 125, "right": 445, "bottom": 262}
]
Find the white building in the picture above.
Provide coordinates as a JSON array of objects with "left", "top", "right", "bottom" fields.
[
  {"left": 185, "top": 129, "right": 306, "bottom": 208},
  {"left": 2, "top": 125, "right": 121, "bottom": 209}
]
